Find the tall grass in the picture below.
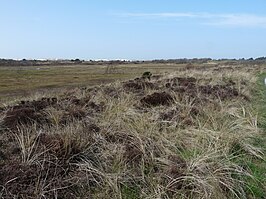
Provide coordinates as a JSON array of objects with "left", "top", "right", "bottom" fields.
[{"left": 1, "top": 66, "right": 266, "bottom": 198}]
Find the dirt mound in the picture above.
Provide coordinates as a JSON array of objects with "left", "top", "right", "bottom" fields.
[
  {"left": 3, "top": 108, "right": 47, "bottom": 129},
  {"left": 123, "top": 79, "right": 157, "bottom": 91},
  {"left": 103, "top": 86, "right": 121, "bottom": 98},
  {"left": 166, "top": 77, "right": 196, "bottom": 88},
  {"left": 3, "top": 97, "right": 58, "bottom": 129},
  {"left": 1, "top": 96, "right": 106, "bottom": 129},
  {"left": 68, "top": 96, "right": 91, "bottom": 106},
  {"left": 60, "top": 108, "right": 87, "bottom": 124},
  {"left": 198, "top": 85, "right": 239, "bottom": 100},
  {"left": 165, "top": 77, "right": 242, "bottom": 101},
  {"left": 58, "top": 101, "right": 104, "bottom": 124},
  {"left": 38, "top": 133, "right": 64, "bottom": 155},
  {"left": 0, "top": 162, "right": 42, "bottom": 198},
  {"left": 38, "top": 133, "right": 83, "bottom": 161},
  {"left": 0, "top": 159, "right": 80, "bottom": 198},
  {"left": 141, "top": 92, "right": 174, "bottom": 107},
  {"left": 2, "top": 98, "right": 61, "bottom": 129},
  {"left": 159, "top": 106, "right": 199, "bottom": 128},
  {"left": 15, "top": 97, "right": 58, "bottom": 111}
]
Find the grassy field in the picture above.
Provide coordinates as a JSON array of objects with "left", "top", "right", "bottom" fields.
[
  {"left": 0, "top": 63, "right": 189, "bottom": 101},
  {"left": 0, "top": 62, "right": 266, "bottom": 198}
]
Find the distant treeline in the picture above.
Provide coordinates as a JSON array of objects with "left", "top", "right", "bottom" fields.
[{"left": 0, "top": 57, "right": 266, "bottom": 66}]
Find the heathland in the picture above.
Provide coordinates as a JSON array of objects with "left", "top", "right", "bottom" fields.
[{"left": 0, "top": 59, "right": 266, "bottom": 198}]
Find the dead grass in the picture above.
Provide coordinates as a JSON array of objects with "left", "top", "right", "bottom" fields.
[{"left": 0, "top": 63, "right": 266, "bottom": 198}]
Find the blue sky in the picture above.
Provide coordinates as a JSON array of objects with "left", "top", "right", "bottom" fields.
[{"left": 0, "top": 0, "right": 266, "bottom": 60}]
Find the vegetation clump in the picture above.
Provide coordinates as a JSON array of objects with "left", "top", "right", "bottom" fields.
[
  {"left": 142, "top": 71, "right": 152, "bottom": 80},
  {"left": 140, "top": 91, "right": 174, "bottom": 106},
  {"left": 123, "top": 79, "right": 157, "bottom": 92}
]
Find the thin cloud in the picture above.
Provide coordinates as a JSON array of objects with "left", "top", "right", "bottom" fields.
[
  {"left": 121, "top": 12, "right": 196, "bottom": 18},
  {"left": 118, "top": 12, "right": 266, "bottom": 28},
  {"left": 208, "top": 14, "right": 266, "bottom": 27}
]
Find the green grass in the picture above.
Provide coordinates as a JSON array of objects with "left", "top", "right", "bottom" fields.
[
  {"left": 256, "top": 73, "right": 266, "bottom": 129},
  {"left": 121, "top": 184, "right": 141, "bottom": 199},
  {"left": 241, "top": 72, "right": 266, "bottom": 198}
]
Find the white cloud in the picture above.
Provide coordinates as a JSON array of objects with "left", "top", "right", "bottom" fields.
[
  {"left": 208, "top": 14, "right": 266, "bottom": 27},
  {"left": 119, "top": 12, "right": 266, "bottom": 28}
]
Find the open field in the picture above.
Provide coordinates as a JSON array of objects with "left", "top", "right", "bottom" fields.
[
  {"left": 0, "top": 61, "right": 262, "bottom": 101},
  {"left": 0, "top": 63, "right": 184, "bottom": 99},
  {"left": 0, "top": 62, "right": 266, "bottom": 198}
]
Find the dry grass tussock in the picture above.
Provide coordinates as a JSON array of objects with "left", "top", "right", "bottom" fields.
[{"left": 0, "top": 65, "right": 265, "bottom": 198}]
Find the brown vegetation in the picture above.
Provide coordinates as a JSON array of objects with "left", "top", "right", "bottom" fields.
[{"left": 0, "top": 63, "right": 265, "bottom": 198}]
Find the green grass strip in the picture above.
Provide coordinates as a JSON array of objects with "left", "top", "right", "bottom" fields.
[{"left": 245, "top": 72, "right": 266, "bottom": 198}]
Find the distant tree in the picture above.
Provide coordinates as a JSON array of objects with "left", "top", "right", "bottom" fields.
[{"left": 256, "top": 57, "right": 266, "bottom": 61}]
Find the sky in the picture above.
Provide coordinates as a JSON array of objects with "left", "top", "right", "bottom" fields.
[{"left": 0, "top": 0, "right": 266, "bottom": 60}]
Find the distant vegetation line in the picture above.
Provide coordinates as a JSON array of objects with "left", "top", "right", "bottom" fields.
[{"left": 1, "top": 57, "right": 266, "bottom": 67}]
